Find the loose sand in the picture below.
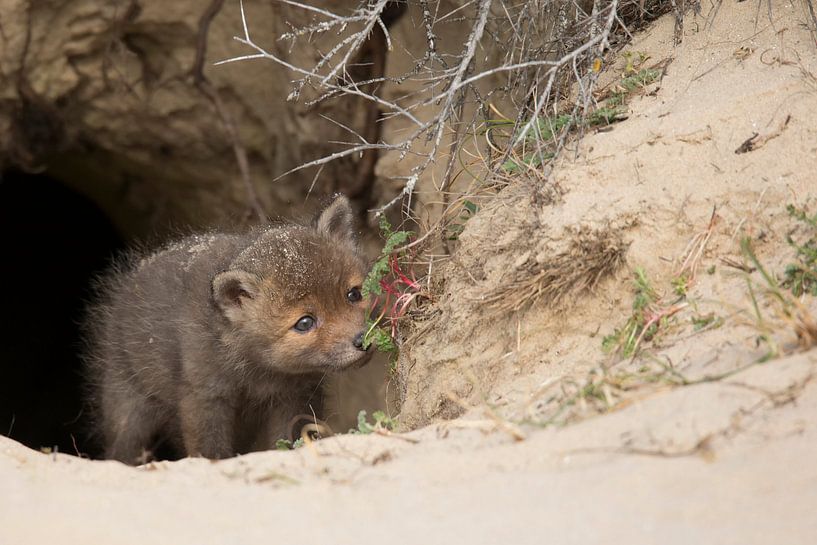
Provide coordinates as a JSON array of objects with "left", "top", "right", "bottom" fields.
[{"left": 2, "top": 2, "right": 816, "bottom": 543}]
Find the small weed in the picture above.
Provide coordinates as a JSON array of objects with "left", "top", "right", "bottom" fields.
[
  {"left": 602, "top": 268, "right": 660, "bottom": 357},
  {"left": 362, "top": 216, "right": 423, "bottom": 360},
  {"left": 615, "top": 68, "right": 661, "bottom": 93},
  {"left": 351, "top": 410, "right": 396, "bottom": 434},
  {"left": 362, "top": 215, "right": 413, "bottom": 298},
  {"left": 622, "top": 51, "right": 649, "bottom": 74},
  {"left": 671, "top": 274, "right": 689, "bottom": 297},
  {"left": 741, "top": 237, "right": 817, "bottom": 359},
  {"left": 603, "top": 210, "right": 717, "bottom": 358},
  {"left": 782, "top": 204, "right": 817, "bottom": 297},
  {"left": 602, "top": 267, "right": 689, "bottom": 358},
  {"left": 501, "top": 151, "right": 555, "bottom": 174},
  {"left": 600, "top": 57, "right": 662, "bottom": 111},
  {"left": 275, "top": 438, "right": 304, "bottom": 450},
  {"left": 586, "top": 106, "right": 624, "bottom": 126},
  {"left": 691, "top": 313, "right": 722, "bottom": 331},
  {"left": 363, "top": 326, "right": 396, "bottom": 353},
  {"left": 499, "top": 150, "right": 556, "bottom": 175},
  {"left": 446, "top": 200, "right": 479, "bottom": 240},
  {"left": 530, "top": 361, "right": 687, "bottom": 427},
  {"left": 486, "top": 55, "right": 661, "bottom": 175},
  {"left": 488, "top": 109, "right": 624, "bottom": 174},
  {"left": 607, "top": 92, "right": 627, "bottom": 107}
]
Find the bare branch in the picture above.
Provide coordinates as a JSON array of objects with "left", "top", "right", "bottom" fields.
[
  {"left": 275, "top": 0, "right": 345, "bottom": 21},
  {"left": 216, "top": 0, "right": 649, "bottom": 220}
]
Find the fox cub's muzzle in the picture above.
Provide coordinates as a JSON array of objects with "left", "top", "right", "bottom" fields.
[{"left": 353, "top": 332, "right": 367, "bottom": 351}]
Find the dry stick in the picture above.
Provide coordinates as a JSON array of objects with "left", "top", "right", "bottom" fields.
[
  {"left": 493, "top": 45, "right": 577, "bottom": 169},
  {"left": 218, "top": 0, "right": 625, "bottom": 219},
  {"left": 194, "top": 0, "right": 265, "bottom": 222},
  {"left": 513, "top": 0, "right": 619, "bottom": 147},
  {"left": 319, "top": 0, "right": 391, "bottom": 85},
  {"left": 807, "top": 0, "right": 817, "bottom": 46},
  {"left": 419, "top": 0, "right": 440, "bottom": 61},
  {"left": 629, "top": 301, "right": 689, "bottom": 359},
  {"left": 214, "top": 2, "right": 447, "bottom": 211},
  {"left": 676, "top": 206, "right": 719, "bottom": 283},
  {"left": 216, "top": 1, "right": 422, "bottom": 127},
  {"left": 439, "top": 103, "right": 468, "bottom": 255},
  {"left": 668, "top": 0, "right": 683, "bottom": 45},
  {"left": 276, "top": 0, "right": 345, "bottom": 20},
  {"left": 348, "top": 9, "right": 401, "bottom": 201},
  {"left": 215, "top": 0, "right": 432, "bottom": 194},
  {"left": 372, "top": 0, "right": 494, "bottom": 215}
]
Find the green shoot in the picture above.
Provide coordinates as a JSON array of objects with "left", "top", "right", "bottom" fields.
[
  {"left": 782, "top": 204, "right": 817, "bottom": 297},
  {"left": 351, "top": 410, "right": 396, "bottom": 434}
]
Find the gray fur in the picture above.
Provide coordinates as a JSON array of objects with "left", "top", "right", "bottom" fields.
[{"left": 84, "top": 196, "right": 369, "bottom": 464}]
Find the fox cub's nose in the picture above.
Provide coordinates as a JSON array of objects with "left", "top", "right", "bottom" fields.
[{"left": 353, "top": 332, "right": 367, "bottom": 351}]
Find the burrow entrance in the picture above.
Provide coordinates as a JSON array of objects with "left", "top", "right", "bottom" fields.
[
  {"left": 0, "top": 169, "right": 125, "bottom": 458},
  {"left": 0, "top": 168, "right": 391, "bottom": 460}
]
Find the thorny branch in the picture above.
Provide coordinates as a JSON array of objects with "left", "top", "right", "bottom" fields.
[{"left": 217, "top": 0, "right": 673, "bottom": 216}]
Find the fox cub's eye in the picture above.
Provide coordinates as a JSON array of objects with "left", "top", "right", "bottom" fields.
[
  {"left": 346, "top": 287, "right": 362, "bottom": 303},
  {"left": 293, "top": 315, "right": 316, "bottom": 332}
]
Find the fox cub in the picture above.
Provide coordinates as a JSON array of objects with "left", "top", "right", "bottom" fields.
[{"left": 85, "top": 196, "right": 371, "bottom": 464}]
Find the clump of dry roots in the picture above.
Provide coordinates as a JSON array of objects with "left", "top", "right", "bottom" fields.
[{"left": 484, "top": 225, "right": 629, "bottom": 315}]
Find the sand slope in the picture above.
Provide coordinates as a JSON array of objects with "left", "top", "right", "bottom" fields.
[{"left": 2, "top": 2, "right": 817, "bottom": 543}]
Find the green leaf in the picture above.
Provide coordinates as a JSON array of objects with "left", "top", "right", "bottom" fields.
[
  {"left": 357, "top": 410, "right": 375, "bottom": 434},
  {"left": 362, "top": 324, "right": 396, "bottom": 353}
]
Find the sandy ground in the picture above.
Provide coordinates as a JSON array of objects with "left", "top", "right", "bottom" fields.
[
  {"left": 2, "top": 351, "right": 815, "bottom": 544},
  {"left": 3, "top": 2, "right": 817, "bottom": 543}
]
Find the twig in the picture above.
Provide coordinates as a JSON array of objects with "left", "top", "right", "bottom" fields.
[
  {"left": 734, "top": 114, "right": 791, "bottom": 154},
  {"left": 216, "top": 0, "right": 644, "bottom": 222},
  {"left": 194, "top": 0, "right": 265, "bottom": 221}
]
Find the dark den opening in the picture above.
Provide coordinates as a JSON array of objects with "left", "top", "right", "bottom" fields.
[{"left": 0, "top": 169, "right": 124, "bottom": 457}]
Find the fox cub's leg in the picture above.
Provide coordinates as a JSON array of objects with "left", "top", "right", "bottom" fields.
[
  {"left": 179, "top": 391, "right": 236, "bottom": 459},
  {"left": 246, "top": 403, "right": 290, "bottom": 452},
  {"left": 101, "top": 382, "right": 161, "bottom": 465}
]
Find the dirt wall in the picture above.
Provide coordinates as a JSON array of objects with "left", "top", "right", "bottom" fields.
[{"left": 0, "top": 0, "right": 390, "bottom": 236}]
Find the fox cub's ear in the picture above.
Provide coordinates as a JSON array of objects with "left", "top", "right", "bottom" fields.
[
  {"left": 212, "top": 270, "right": 260, "bottom": 322},
  {"left": 314, "top": 194, "right": 357, "bottom": 247}
]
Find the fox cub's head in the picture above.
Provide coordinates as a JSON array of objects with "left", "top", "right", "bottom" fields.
[{"left": 212, "top": 195, "right": 371, "bottom": 373}]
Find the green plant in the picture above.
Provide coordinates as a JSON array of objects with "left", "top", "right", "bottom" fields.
[
  {"left": 603, "top": 62, "right": 660, "bottom": 110},
  {"left": 602, "top": 268, "right": 659, "bottom": 357},
  {"left": 691, "top": 313, "right": 721, "bottom": 331},
  {"left": 616, "top": 68, "right": 660, "bottom": 92},
  {"left": 501, "top": 150, "right": 555, "bottom": 174},
  {"left": 622, "top": 51, "right": 649, "bottom": 74},
  {"left": 741, "top": 237, "right": 817, "bottom": 360},
  {"left": 351, "top": 410, "right": 396, "bottom": 434},
  {"left": 362, "top": 216, "right": 421, "bottom": 358},
  {"left": 275, "top": 438, "right": 304, "bottom": 450},
  {"left": 782, "top": 204, "right": 817, "bottom": 296},
  {"left": 606, "top": 92, "right": 626, "bottom": 107},
  {"left": 602, "top": 267, "right": 688, "bottom": 358},
  {"left": 486, "top": 108, "right": 625, "bottom": 174},
  {"left": 491, "top": 114, "right": 570, "bottom": 173},
  {"left": 671, "top": 273, "right": 693, "bottom": 297},
  {"left": 446, "top": 200, "right": 479, "bottom": 240},
  {"left": 586, "top": 106, "right": 624, "bottom": 126}
]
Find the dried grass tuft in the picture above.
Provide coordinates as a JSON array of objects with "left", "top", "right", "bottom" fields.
[{"left": 484, "top": 225, "right": 629, "bottom": 314}]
